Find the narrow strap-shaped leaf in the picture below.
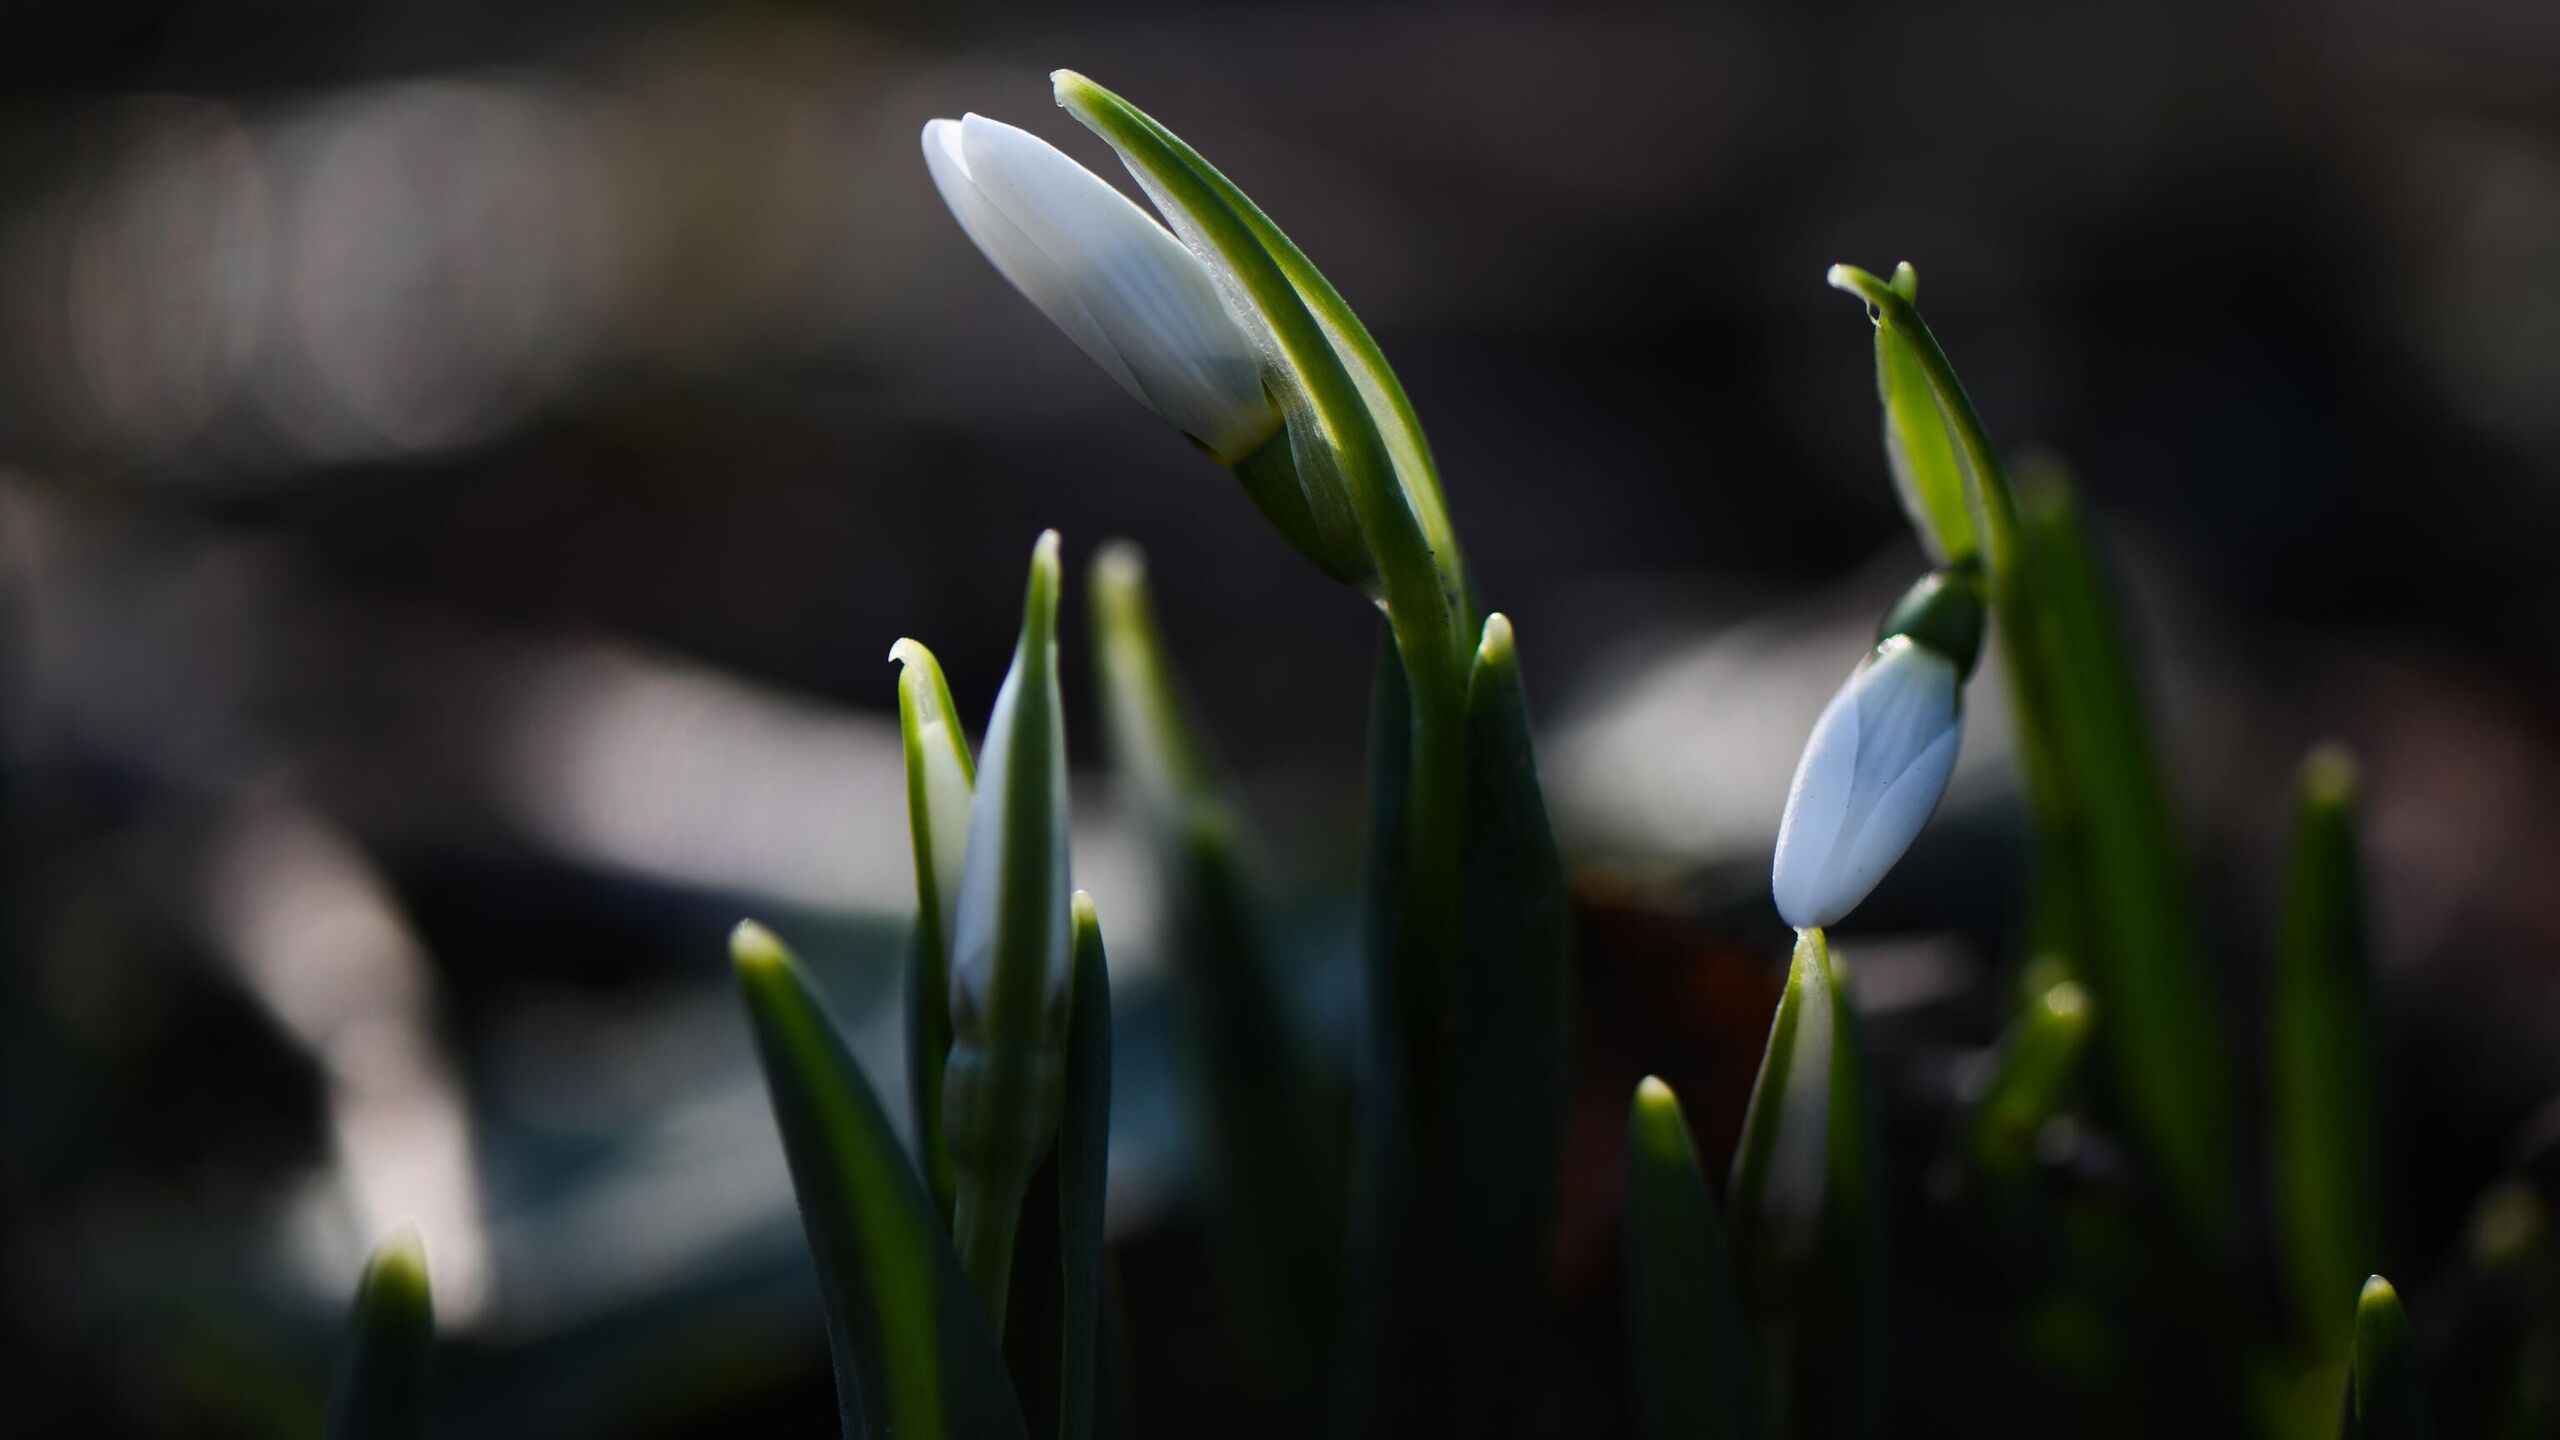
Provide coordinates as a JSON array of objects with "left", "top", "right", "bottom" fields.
[
  {"left": 733, "top": 921, "right": 1028, "bottom": 1440},
  {"left": 947, "top": 532, "right": 1075, "bottom": 1333},
  {"left": 896, "top": 637, "right": 976, "bottom": 1221},
  {"left": 1969, "top": 980, "right": 2094, "bottom": 1179},
  {"left": 1055, "top": 893, "right": 1113, "bottom": 1440},
  {"left": 2349, "top": 1277, "right": 2433, "bottom": 1439},
  {"left": 996, "top": 896, "right": 1118, "bottom": 1439},
  {"left": 1340, "top": 620, "right": 1421, "bottom": 1437},
  {"left": 2018, "top": 460, "right": 2231, "bottom": 1234},
  {"left": 1787, "top": 943, "right": 1888, "bottom": 1440},
  {"left": 2274, "top": 747, "right": 2383, "bottom": 1361},
  {"left": 1625, "top": 1077, "right": 1764, "bottom": 1440},
  {"left": 1090, "top": 545, "right": 1345, "bottom": 1425},
  {"left": 1424, "top": 612, "right": 1571, "bottom": 1437},
  {"left": 326, "top": 1225, "right": 433, "bottom": 1440},
  {"left": 1729, "top": 928, "right": 1838, "bottom": 1320}
]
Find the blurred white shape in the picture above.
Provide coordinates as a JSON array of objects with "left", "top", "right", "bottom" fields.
[
  {"left": 258, "top": 76, "right": 616, "bottom": 460},
  {"left": 493, "top": 640, "right": 1159, "bottom": 957},
  {"left": 496, "top": 643, "right": 917, "bottom": 913},
  {"left": 66, "top": 99, "right": 271, "bottom": 460},
  {"left": 199, "top": 804, "right": 493, "bottom": 1326}
]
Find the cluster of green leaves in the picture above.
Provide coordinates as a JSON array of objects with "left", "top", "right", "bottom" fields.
[
  {"left": 301, "top": 78, "right": 2551, "bottom": 1440},
  {"left": 1665, "top": 261, "right": 2454, "bottom": 1438},
  {"left": 1057, "top": 72, "right": 1570, "bottom": 1438}
]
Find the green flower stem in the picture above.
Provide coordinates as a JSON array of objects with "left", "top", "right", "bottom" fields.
[
  {"left": 1055, "top": 87, "right": 1485, "bottom": 1404},
  {"left": 1826, "top": 266, "right": 2080, "bottom": 950},
  {"left": 1829, "top": 264, "right": 2232, "bottom": 1236}
]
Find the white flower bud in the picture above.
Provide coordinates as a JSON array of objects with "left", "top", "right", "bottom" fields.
[
  {"left": 1771, "top": 636, "right": 1964, "bottom": 930},
  {"left": 922, "top": 114, "right": 1281, "bottom": 463}
]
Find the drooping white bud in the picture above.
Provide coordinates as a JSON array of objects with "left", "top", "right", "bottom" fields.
[
  {"left": 921, "top": 114, "right": 1281, "bottom": 463},
  {"left": 1771, "top": 636, "right": 1964, "bottom": 930}
]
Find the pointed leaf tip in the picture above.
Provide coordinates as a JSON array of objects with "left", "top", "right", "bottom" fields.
[
  {"left": 730, "top": 919, "right": 789, "bottom": 975},
  {"left": 367, "top": 1224, "right": 431, "bottom": 1305},
  {"left": 1092, "top": 539, "right": 1145, "bottom": 591},
  {"left": 2302, "top": 743, "right": 2361, "bottom": 810},
  {"left": 329, "top": 1225, "right": 437, "bottom": 1440},
  {"left": 1634, "top": 1074, "right": 1676, "bottom": 1111},
  {"left": 1477, "top": 611, "right": 1516, "bottom": 669}
]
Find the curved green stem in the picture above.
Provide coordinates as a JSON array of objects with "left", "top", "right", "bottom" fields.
[{"left": 1829, "top": 263, "right": 2081, "bottom": 955}]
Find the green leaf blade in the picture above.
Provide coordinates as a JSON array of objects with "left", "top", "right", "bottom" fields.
[
  {"left": 1729, "top": 928, "right": 1838, "bottom": 1317},
  {"left": 1424, "top": 612, "right": 1573, "bottom": 1436},
  {"left": 947, "top": 532, "right": 1076, "bottom": 1332},
  {"left": 1625, "top": 1077, "right": 1764, "bottom": 1440},
  {"left": 2017, "top": 461, "right": 2232, "bottom": 1233},
  {"left": 2350, "top": 1276, "right": 2433, "bottom": 1440},
  {"left": 1969, "top": 979, "right": 2095, "bottom": 1179},
  {"left": 1089, "top": 543, "right": 1346, "bottom": 1423},
  {"left": 895, "top": 637, "right": 976, "bottom": 1221},
  {"left": 326, "top": 1226, "right": 434, "bottom": 1440},
  {"left": 733, "top": 921, "right": 1027, "bottom": 1440},
  {"left": 2273, "top": 746, "right": 2383, "bottom": 1361},
  {"left": 1055, "top": 893, "right": 1114, "bottom": 1440}
]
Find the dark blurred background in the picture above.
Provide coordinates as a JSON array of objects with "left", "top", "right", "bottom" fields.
[{"left": 5, "top": 1, "right": 2559, "bottom": 1434}]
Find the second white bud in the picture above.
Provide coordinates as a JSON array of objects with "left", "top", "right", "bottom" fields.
[{"left": 1771, "top": 570, "right": 1983, "bottom": 932}]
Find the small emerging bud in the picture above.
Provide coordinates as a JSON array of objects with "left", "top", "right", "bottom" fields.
[
  {"left": 922, "top": 114, "right": 1281, "bottom": 464},
  {"left": 1771, "top": 633, "right": 1965, "bottom": 931}
]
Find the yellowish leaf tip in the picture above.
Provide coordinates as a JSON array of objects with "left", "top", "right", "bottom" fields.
[
  {"left": 2359, "top": 1274, "right": 2399, "bottom": 1310},
  {"left": 1635, "top": 1074, "right": 1677, "bottom": 1110},
  {"left": 2301, "top": 742, "right": 2361, "bottom": 811},
  {"left": 365, "top": 1221, "right": 433, "bottom": 1306},
  {"left": 1477, "top": 612, "right": 1516, "bottom": 669},
  {"left": 1072, "top": 888, "right": 1100, "bottom": 932},
  {"left": 889, "top": 637, "right": 935, "bottom": 671},
  {"left": 1051, "top": 70, "right": 1097, "bottom": 110},
  {"left": 1093, "top": 539, "right": 1145, "bottom": 596},
  {"left": 2039, "top": 980, "right": 2091, "bottom": 1024},
  {"left": 730, "top": 919, "right": 791, "bottom": 976},
  {"left": 1890, "top": 261, "right": 1920, "bottom": 301}
]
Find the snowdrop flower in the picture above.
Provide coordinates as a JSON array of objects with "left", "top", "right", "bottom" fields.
[
  {"left": 922, "top": 113, "right": 1282, "bottom": 464},
  {"left": 1771, "top": 569, "right": 1983, "bottom": 930}
]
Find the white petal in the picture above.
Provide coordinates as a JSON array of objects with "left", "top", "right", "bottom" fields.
[
  {"left": 946, "top": 114, "right": 1275, "bottom": 461},
  {"left": 1771, "top": 638, "right": 1963, "bottom": 928},
  {"left": 1771, "top": 666, "right": 1861, "bottom": 928},
  {"left": 922, "top": 118, "right": 1145, "bottom": 403}
]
